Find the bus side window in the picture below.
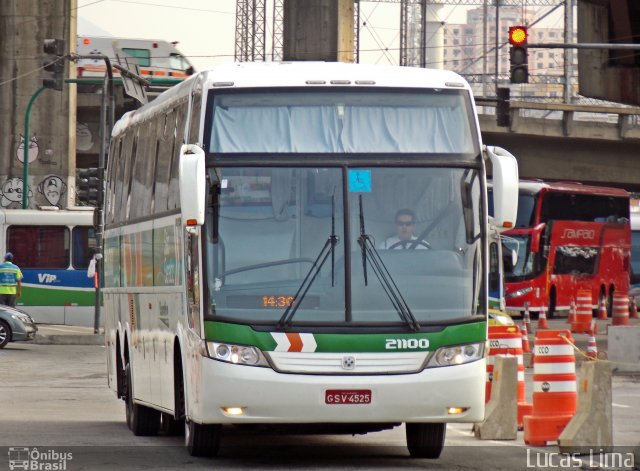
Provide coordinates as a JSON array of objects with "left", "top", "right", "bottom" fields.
[{"left": 168, "top": 101, "right": 187, "bottom": 210}]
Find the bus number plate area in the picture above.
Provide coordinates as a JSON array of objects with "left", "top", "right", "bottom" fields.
[{"left": 325, "top": 389, "right": 372, "bottom": 405}]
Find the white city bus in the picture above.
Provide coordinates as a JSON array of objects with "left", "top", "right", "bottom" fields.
[
  {"left": 0, "top": 208, "right": 96, "bottom": 325},
  {"left": 103, "top": 62, "right": 518, "bottom": 458}
]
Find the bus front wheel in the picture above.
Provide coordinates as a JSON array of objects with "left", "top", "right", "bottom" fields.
[
  {"left": 125, "top": 363, "right": 160, "bottom": 436},
  {"left": 406, "top": 423, "right": 446, "bottom": 459},
  {"left": 185, "top": 420, "right": 221, "bottom": 457}
]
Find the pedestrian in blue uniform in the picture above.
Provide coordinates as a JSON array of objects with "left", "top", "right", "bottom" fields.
[{"left": 0, "top": 252, "right": 23, "bottom": 307}]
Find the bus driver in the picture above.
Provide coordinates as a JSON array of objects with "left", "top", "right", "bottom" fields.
[{"left": 378, "top": 209, "right": 431, "bottom": 250}]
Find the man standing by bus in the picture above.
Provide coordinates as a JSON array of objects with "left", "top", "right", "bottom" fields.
[{"left": 0, "top": 252, "right": 22, "bottom": 307}]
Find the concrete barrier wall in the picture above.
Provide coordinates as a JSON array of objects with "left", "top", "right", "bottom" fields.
[{"left": 607, "top": 326, "right": 640, "bottom": 373}]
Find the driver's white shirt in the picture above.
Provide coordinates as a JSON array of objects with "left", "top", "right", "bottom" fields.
[{"left": 378, "top": 235, "right": 428, "bottom": 250}]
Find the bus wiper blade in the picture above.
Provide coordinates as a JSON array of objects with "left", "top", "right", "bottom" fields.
[
  {"left": 356, "top": 196, "right": 420, "bottom": 332},
  {"left": 357, "top": 195, "right": 368, "bottom": 285},
  {"left": 361, "top": 236, "right": 421, "bottom": 332},
  {"left": 277, "top": 232, "right": 339, "bottom": 330}
]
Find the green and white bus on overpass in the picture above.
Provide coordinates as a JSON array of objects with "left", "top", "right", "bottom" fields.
[{"left": 103, "top": 61, "right": 519, "bottom": 458}]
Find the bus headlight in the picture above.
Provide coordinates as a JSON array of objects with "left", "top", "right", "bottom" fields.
[
  {"left": 427, "top": 342, "right": 485, "bottom": 367},
  {"left": 206, "top": 342, "right": 270, "bottom": 367}
]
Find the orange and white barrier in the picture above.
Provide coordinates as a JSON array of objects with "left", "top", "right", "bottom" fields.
[
  {"left": 523, "top": 329, "right": 577, "bottom": 446},
  {"left": 486, "top": 325, "right": 532, "bottom": 430},
  {"left": 571, "top": 289, "right": 592, "bottom": 334},
  {"left": 612, "top": 293, "right": 630, "bottom": 326}
]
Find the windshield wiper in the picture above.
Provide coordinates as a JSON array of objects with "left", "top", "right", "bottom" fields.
[
  {"left": 278, "top": 194, "right": 339, "bottom": 329},
  {"left": 356, "top": 195, "right": 421, "bottom": 332}
]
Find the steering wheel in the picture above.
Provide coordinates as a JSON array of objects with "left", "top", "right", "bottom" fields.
[{"left": 387, "top": 239, "right": 432, "bottom": 250}]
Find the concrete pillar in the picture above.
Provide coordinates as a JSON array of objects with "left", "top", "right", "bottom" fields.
[
  {"left": 0, "top": 0, "right": 73, "bottom": 209},
  {"left": 424, "top": 4, "right": 444, "bottom": 69},
  {"left": 283, "top": 0, "right": 354, "bottom": 63}
]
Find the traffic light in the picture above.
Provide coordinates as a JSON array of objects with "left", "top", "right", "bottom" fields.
[
  {"left": 43, "top": 38, "right": 66, "bottom": 91},
  {"left": 496, "top": 87, "right": 510, "bottom": 127},
  {"left": 77, "top": 167, "right": 100, "bottom": 206},
  {"left": 508, "top": 26, "right": 528, "bottom": 84}
]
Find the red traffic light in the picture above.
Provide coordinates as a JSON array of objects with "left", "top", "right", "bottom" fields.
[{"left": 508, "top": 26, "right": 528, "bottom": 45}]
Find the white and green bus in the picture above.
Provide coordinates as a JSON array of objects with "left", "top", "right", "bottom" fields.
[
  {"left": 103, "top": 62, "right": 518, "bottom": 458},
  {"left": 0, "top": 208, "right": 97, "bottom": 325}
]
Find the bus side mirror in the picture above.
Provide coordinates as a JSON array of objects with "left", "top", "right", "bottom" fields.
[
  {"left": 179, "top": 144, "right": 206, "bottom": 227},
  {"left": 511, "top": 249, "right": 518, "bottom": 267},
  {"left": 485, "top": 145, "right": 518, "bottom": 232},
  {"left": 530, "top": 222, "right": 546, "bottom": 253}
]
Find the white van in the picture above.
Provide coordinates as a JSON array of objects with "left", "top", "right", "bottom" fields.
[{"left": 76, "top": 36, "right": 194, "bottom": 80}]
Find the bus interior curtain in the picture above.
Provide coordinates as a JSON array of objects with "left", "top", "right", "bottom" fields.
[{"left": 210, "top": 105, "right": 471, "bottom": 154}]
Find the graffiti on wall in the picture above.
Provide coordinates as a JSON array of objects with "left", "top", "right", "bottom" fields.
[
  {"left": 16, "top": 135, "right": 39, "bottom": 164},
  {"left": 0, "top": 177, "right": 33, "bottom": 208},
  {"left": 38, "top": 175, "right": 67, "bottom": 207},
  {"left": 77, "top": 122, "right": 95, "bottom": 152}
]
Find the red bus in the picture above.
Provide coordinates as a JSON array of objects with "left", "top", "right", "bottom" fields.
[{"left": 501, "top": 181, "right": 631, "bottom": 318}]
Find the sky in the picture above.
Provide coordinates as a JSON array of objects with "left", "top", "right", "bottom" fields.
[{"left": 77, "top": 0, "right": 564, "bottom": 72}]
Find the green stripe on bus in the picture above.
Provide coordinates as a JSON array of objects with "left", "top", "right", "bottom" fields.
[
  {"left": 204, "top": 320, "right": 486, "bottom": 353},
  {"left": 19, "top": 286, "right": 95, "bottom": 307}
]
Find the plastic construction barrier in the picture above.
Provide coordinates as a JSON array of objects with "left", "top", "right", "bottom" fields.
[
  {"left": 612, "top": 293, "right": 630, "bottom": 326},
  {"left": 571, "top": 289, "right": 592, "bottom": 334},
  {"left": 523, "top": 329, "right": 577, "bottom": 446}
]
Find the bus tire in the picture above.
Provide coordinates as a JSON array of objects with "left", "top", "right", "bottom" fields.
[
  {"left": 185, "top": 420, "right": 221, "bottom": 457},
  {"left": 125, "top": 363, "right": 160, "bottom": 436},
  {"left": 406, "top": 423, "right": 446, "bottom": 459}
]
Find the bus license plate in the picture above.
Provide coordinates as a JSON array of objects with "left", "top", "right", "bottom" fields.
[{"left": 325, "top": 389, "right": 372, "bottom": 405}]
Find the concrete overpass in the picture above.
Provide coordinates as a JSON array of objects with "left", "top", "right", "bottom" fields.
[{"left": 479, "top": 100, "right": 640, "bottom": 192}]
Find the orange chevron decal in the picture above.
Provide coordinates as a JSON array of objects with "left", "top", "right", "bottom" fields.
[{"left": 286, "top": 333, "right": 303, "bottom": 352}]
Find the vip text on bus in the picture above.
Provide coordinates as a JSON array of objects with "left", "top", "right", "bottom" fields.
[{"left": 103, "top": 62, "right": 519, "bottom": 458}]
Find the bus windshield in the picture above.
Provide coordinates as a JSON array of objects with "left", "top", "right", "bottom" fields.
[
  {"left": 502, "top": 234, "right": 535, "bottom": 278},
  {"left": 516, "top": 193, "right": 537, "bottom": 227},
  {"left": 207, "top": 89, "right": 478, "bottom": 154},
  {"left": 204, "top": 166, "right": 482, "bottom": 326}
]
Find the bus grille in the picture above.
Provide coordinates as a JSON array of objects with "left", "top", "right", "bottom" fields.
[{"left": 265, "top": 351, "right": 429, "bottom": 374}]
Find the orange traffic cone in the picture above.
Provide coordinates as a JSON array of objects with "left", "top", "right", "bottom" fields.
[
  {"left": 537, "top": 306, "right": 549, "bottom": 330},
  {"left": 630, "top": 298, "right": 639, "bottom": 320},
  {"left": 567, "top": 299, "right": 576, "bottom": 324},
  {"left": 586, "top": 320, "right": 598, "bottom": 360},
  {"left": 597, "top": 297, "right": 608, "bottom": 320},
  {"left": 523, "top": 302, "right": 532, "bottom": 334},
  {"left": 521, "top": 320, "right": 531, "bottom": 354}
]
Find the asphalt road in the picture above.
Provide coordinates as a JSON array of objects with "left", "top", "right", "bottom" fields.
[{"left": 0, "top": 343, "right": 638, "bottom": 471}]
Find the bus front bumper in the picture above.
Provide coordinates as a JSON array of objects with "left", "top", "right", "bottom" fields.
[{"left": 188, "top": 356, "right": 486, "bottom": 425}]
